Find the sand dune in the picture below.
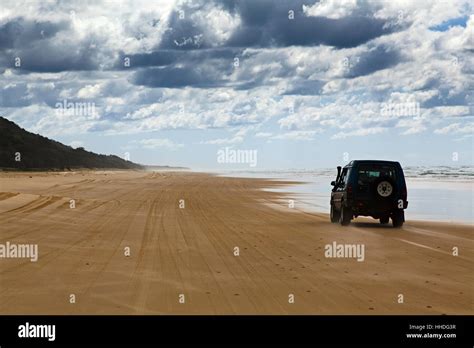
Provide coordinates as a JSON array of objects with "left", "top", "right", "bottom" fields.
[{"left": 0, "top": 171, "right": 472, "bottom": 314}]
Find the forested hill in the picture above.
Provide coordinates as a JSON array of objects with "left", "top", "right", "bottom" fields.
[{"left": 0, "top": 117, "right": 143, "bottom": 170}]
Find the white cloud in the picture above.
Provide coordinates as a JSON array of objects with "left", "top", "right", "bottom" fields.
[
  {"left": 69, "top": 140, "right": 84, "bottom": 148},
  {"left": 271, "top": 130, "right": 322, "bottom": 141},
  {"left": 332, "top": 127, "right": 387, "bottom": 139},
  {"left": 434, "top": 122, "right": 474, "bottom": 135},
  {"left": 133, "top": 138, "right": 184, "bottom": 150},
  {"left": 199, "top": 6, "right": 241, "bottom": 44},
  {"left": 396, "top": 118, "right": 427, "bottom": 135},
  {"left": 77, "top": 84, "right": 102, "bottom": 98},
  {"left": 0, "top": 0, "right": 472, "bottom": 156},
  {"left": 303, "top": 0, "right": 358, "bottom": 19}
]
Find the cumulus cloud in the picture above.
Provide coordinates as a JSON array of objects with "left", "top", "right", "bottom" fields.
[
  {"left": 77, "top": 84, "right": 102, "bottom": 98},
  {"left": 0, "top": 0, "right": 472, "bottom": 151},
  {"left": 434, "top": 122, "right": 474, "bottom": 135},
  {"left": 332, "top": 127, "right": 387, "bottom": 139},
  {"left": 303, "top": 0, "right": 358, "bottom": 20},
  {"left": 343, "top": 44, "right": 402, "bottom": 78}
]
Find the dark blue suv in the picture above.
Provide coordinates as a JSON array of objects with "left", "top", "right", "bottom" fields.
[{"left": 330, "top": 160, "right": 408, "bottom": 227}]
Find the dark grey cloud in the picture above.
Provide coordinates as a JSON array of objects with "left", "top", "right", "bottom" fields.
[
  {"left": 0, "top": 17, "right": 106, "bottom": 72},
  {"left": 115, "top": 50, "right": 179, "bottom": 69},
  {"left": 131, "top": 65, "right": 226, "bottom": 88},
  {"left": 344, "top": 45, "right": 402, "bottom": 78},
  {"left": 129, "top": 46, "right": 291, "bottom": 90},
  {"left": 128, "top": 48, "right": 241, "bottom": 88},
  {"left": 227, "top": 15, "right": 393, "bottom": 49},
  {"left": 283, "top": 79, "right": 325, "bottom": 95},
  {"left": 159, "top": 0, "right": 397, "bottom": 50},
  {"left": 12, "top": 44, "right": 98, "bottom": 72},
  {"left": 115, "top": 48, "right": 240, "bottom": 69},
  {"left": 0, "top": 0, "right": 450, "bottom": 110},
  {"left": 158, "top": 4, "right": 212, "bottom": 50},
  {"left": 233, "top": 76, "right": 270, "bottom": 91},
  {"left": 0, "top": 0, "right": 402, "bottom": 88},
  {"left": 126, "top": 0, "right": 399, "bottom": 89},
  {"left": 0, "top": 17, "right": 68, "bottom": 50}
]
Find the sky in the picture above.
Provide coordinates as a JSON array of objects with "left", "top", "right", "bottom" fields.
[{"left": 0, "top": 0, "right": 473, "bottom": 170}]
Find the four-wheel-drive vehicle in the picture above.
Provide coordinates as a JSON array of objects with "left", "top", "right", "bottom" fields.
[{"left": 330, "top": 160, "right": 408, "bottom": 227}]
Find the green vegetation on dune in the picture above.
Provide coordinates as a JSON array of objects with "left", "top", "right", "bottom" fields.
[{"left": 0, "top": 117, "right": 143, "bottom": 170}]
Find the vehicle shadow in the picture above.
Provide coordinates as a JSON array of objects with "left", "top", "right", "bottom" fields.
[{"left": 351, "top": 221, "right": 394, "bottom": 229}]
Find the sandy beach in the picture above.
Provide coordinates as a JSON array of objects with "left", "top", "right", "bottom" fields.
[{"left": 0, "top": 171, "right": 472, "bottom": 314}]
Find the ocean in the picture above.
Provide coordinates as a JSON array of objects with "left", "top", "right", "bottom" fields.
[{"left": 219, "top": 166, "right": 474, "bottom": 224}]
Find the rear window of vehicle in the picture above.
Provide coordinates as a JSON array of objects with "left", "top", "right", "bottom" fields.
[{"left": 357, "top": 165, "right": 397, "bottom": 185}]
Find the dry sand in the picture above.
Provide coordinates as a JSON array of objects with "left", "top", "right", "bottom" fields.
[{"left": 0, "top": 171, "right": 472, "bottom": 314}]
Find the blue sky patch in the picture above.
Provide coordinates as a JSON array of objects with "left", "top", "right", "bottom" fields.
[{"left": 429, "top": 16, "right": 469, "bottom": 31}]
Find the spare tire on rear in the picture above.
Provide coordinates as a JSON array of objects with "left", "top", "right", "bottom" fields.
[{"left": 372, "top": 176, "right": 397, "bottom": 199}]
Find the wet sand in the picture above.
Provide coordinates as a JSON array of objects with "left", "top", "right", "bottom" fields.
[{"left": 0, "top": 171, "right": 472, "bottom": 314}]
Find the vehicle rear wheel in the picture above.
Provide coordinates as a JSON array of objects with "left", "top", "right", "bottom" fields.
[
  {"left": 330, "top": 203, "right": 340, "bottom": 223},
  {"left": 392, "top": 210, "right": 404, "bottom": 228},
  {"left": 339, "top": 205, "right": 352, "bottom": 226},
  {"left": 380, "top": 216, "right": 389, "bottom": 224}
]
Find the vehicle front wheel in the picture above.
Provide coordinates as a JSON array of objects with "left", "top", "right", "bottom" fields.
[
  {"left": 340, "top": 205, "right": 352, "bottom": 226},
  {"left": 330, "top": 203, "right": 340, "bottom": 223},
  {"left": 392, "top": 210, "right": 404, "bottom": 228},
  {"left": 380, "top": 216, "right": 389, "bottom": 224}
]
